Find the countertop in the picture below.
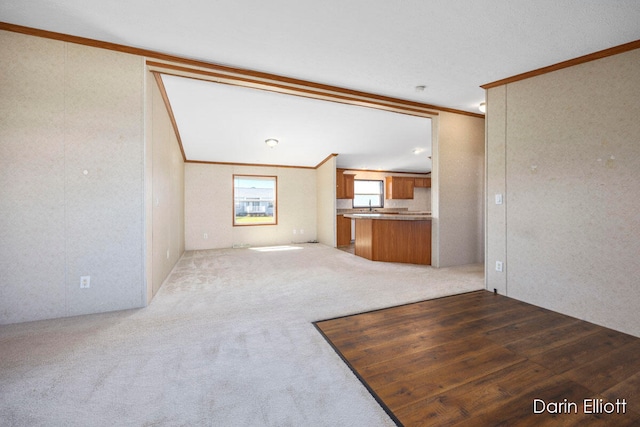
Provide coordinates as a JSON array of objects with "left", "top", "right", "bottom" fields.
[{"left": 343, "top": 212, "right": 432, "bottom": 221}]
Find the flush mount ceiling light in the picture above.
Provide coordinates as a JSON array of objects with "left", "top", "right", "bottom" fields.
[
  {"left": 412, "top": 148, "right": 425, "bottom": 155},
  {"left": 265, "top": 138, "right": 279, "bottom": 148},
  {"left": 479, "top": 102, "right": 486, "bottom": 113}
]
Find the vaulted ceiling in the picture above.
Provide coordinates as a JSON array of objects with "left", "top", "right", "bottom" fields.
[{"left": 2, "top": 1, "right": 639, "bottom": 172}]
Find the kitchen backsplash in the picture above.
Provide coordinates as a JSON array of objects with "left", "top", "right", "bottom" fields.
[{"left": 336, "top": 187, "right": 430, "bottom": 211}]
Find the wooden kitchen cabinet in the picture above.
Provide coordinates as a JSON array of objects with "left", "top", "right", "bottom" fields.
[
  {"left": 354, "top": 217, "right": 431, "bottom": 264},
  {"left": 385, "top": 176, "right": 414, "bottom": 199},
  {"left": 336, "top": 214, "right": 352, "bottom": 246},
  {"left": 336, "top": 169, "right": 355, "bottom": 199},
  {"left": 414, "top": 177, "right": 431, "bottom": 188}
]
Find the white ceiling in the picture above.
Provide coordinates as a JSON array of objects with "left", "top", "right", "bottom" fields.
[
  {"left": 162, "top": 75, "right": 433, "bottom": 171},
  {"left": 3, "top": 1, "right": 640, "bottom": 171}
]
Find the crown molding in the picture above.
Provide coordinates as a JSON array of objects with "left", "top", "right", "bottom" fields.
[
  {"left": 481, "top": 39, "right": 640, "bottom": 90},
  {"left": 0, "top": 22, "right": 483, "bottom": 119}
]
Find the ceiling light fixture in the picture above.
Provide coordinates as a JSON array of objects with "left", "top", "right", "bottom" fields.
[
  {"left": 479, "top": 102, "right": 486, "bottom": 113},
  {"left": 412, "top": 148, "right": 425, "bottom": 155},
  {"left": 265, "top": 138, "right": 279, "bottom": 148}
]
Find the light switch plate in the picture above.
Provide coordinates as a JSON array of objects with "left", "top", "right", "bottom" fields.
[{"left": 495, "top": 193, "right": 503, "bottom": 205}]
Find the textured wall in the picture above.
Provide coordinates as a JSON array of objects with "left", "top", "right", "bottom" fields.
[
  {"left": 433, "top": 112, "right": 485, "bottom": 267},
  {"left": 148, "top": 74, "right": 185, "bottom": 299},
  {"left": 316, "top": 157, "right": 336, "bottom": 246},
  {"left": 185, "top": 163, "right": 318, "bottom": 249},
  {"left": 486, "top": 48, "right": 640, "bottom": 337},
  {"left": 0, "top": 31, "right": 145, "bottom": 323},
  {"left": 0, "top": 32, "right": 66, "bottom": 322},
  {"left": 485, "top": 86, "right": 507, "bottom": 293}
]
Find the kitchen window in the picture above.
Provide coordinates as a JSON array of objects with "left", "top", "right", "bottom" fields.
[
  {"left": 353, "top": 180, "right": 384, "bottom": 208},
  {"left": 233, "top": 175, "right": 277, "bottom": 226}
]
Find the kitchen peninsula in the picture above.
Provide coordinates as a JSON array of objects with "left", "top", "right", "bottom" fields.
[{"left": 344, "top": 212, "right": 432, "bottom": 265}]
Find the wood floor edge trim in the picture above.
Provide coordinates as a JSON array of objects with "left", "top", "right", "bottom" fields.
[
  {"left": 312, "top": 289, "right": 487, "bottom": 324},
  {"left": 312, "top": 322, "right": 404, "bottom": 427}
]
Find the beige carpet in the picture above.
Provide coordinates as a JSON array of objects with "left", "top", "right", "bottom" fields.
[{"left": 0, "top": 243, "right": 484, "bottom": 426}]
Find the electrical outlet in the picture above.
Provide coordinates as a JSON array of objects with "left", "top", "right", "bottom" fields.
[
  {"left": 80, "top": 276, "right": 91, "bottom": 289},
  {"left": 293, "top": 229, "right": 297, "bottom": 234},
  {"left": 495, "top": 261, "right": 504, "bottom": 272}
]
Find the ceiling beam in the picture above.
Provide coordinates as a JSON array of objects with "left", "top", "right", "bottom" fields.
[
  {"left": 0, "top": 21, "right": 482, "bottom": 119},
  {"left": 147, "top": 61, "right": 440, "bottom": 119}
]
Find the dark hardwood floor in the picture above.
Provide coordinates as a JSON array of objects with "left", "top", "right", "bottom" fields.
[{"left": 314, "top": 290, "right": 640, "bottom": 426}]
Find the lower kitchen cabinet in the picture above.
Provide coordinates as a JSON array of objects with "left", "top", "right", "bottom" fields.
[
  {"left": 354, "top": 217, "right": 431, "bottom": 265},
  {"left": 336, "top": 214, "right": 352, "bottom": 246}
]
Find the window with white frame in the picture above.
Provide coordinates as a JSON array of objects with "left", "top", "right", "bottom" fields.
[
  {"left": 353, "top": 180, "right": 384, "bottom": 208},
  {"left": 233, "top": 175, "right": 277, "bottom": 226}
]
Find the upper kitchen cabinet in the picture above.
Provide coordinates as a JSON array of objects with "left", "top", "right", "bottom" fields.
[
  {"left": 385, "top": 176, "right": 415, "bottom": 199},
  {"left": 414, "top": 177, "right": 431, "bottom": 188},
  {"left": 336, "top": 169, "right": 355, "bottom": 199}
]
